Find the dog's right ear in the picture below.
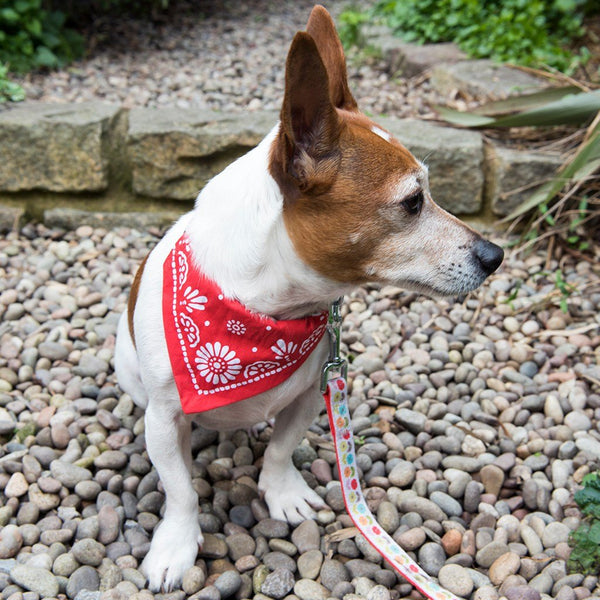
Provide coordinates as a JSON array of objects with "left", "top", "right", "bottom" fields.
[{"left": 273, "top": 32, "right": 342, "bottom": 195}]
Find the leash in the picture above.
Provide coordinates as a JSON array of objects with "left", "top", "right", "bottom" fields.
[{"left": 321, "top": 299, "right": 461, "bottom": 600}]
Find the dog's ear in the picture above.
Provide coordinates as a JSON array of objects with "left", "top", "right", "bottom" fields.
[
  {"left": 306, "top": 5, "right": 357, "bottom": 111},
  {"left": 276, "top": 31, "right": 342, "bottom": 194}
]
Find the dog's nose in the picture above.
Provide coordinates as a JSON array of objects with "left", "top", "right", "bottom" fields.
[{"left": 473, "top": 238, "right": 504, "bottom": 275}]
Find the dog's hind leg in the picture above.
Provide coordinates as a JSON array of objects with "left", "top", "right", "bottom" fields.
[
  {"left": 141, "top": 395, "right": 202, "bottom": 592},
  {"left": 258, "top": 384, "right": 328, "bottom": 524},
  {"left": 114, "top": 310, "right": 148, "bottom": 409}
]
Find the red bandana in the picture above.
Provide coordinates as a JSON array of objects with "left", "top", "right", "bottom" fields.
[{"left": 162, "top": 234, "right": 328, "bottom": 414}]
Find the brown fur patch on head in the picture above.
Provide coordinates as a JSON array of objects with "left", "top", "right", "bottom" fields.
[
  {"left": 270, "top": 10, "right": 424, "bottom": 284},
  {"left": 280, "top": 113, "right": 422, "bottom": 283}
]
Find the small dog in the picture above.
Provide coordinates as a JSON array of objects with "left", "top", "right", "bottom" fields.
[{"left": 115, "top": 5, "right": 503, "bottom": 591}]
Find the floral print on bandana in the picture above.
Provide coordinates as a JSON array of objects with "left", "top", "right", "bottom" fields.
[
  {"left": 162, "top": 233, "right": 328, "bottom": 414},
  {"left": 180, "top": 286, "right": 207, "bottom": 313},
  {"left": 271, "top": 339, "right": 298, "bottom": 360},
  {"left": 226, "top": 320, "right": 246, "bottom": 335},
  {"left": 195, "top": 342, "right": 242, "bottom": 385}
]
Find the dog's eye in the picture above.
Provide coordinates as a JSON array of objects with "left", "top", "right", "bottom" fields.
[{"left": 401, "top": 191, "right": 423, "bottom": 215}]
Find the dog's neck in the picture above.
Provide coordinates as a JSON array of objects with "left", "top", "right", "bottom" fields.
[{"left": 186, "top": 125, "right": 351, "bottom": 320}]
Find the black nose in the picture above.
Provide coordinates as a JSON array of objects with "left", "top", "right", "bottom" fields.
[{"left": 473, "top": 238, "right": 504, "bottom": 275}]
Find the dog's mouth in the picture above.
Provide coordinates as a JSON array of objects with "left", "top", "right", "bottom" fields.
[{"left": 392, "top": 269, "right": 491, "bottom": 300}]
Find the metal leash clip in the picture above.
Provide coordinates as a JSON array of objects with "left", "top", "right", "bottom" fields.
[{"left": 320, "top": 297, "right": 348, "bottom": 393}]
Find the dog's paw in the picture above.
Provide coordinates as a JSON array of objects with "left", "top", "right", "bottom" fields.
[
  {"left": 260, "top": 465, "right": 327, "bottom": 525},
  {"left": 141, "top": 519, "right": 203, "bottom": 592}
]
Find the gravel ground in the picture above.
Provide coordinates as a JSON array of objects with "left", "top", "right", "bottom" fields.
[
  {"left": 2, "top": 2, "right": 600, "bottom": 600},
  {"left": 13, "top": 0, "right": 440, "bottom": 119},
  {"left": 0, "top": 224, "right": 599, "bottom": 600}
]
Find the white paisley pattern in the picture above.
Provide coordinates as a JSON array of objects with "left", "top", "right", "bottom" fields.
[
  {"left": 179, "top": 313, "right": 201, "bottom": 348},
  {"left": 177, "top": 250, "right": 189, "bottom": 287},
  {"left": 244, "top": 360, "right": 281, "bottom": 378},
  {"left": 300, "top": 324, "right": 327, "bottom": 354},
  {"left": 163, "top": 233, "right": 328, "bottom": 410}
]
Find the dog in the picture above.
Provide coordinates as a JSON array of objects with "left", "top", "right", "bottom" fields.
[{"left": 115, "top": 5, "right": 504, "bottom": 591}]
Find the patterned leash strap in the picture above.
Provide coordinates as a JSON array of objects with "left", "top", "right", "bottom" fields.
[{"left": 324, "top": 376, "right": 462, "bottom": 600}]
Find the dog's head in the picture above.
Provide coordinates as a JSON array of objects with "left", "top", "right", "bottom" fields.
[{"left": 269, "top": 5, "right": 503, "bottom": 297}]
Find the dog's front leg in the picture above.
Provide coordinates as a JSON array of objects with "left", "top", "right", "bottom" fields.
[
  {"left": 141, "top": 399, "right": 202, "bottom": 592},
  {"left": 259, "top": 384, "right": 328, "bottom": 524}
]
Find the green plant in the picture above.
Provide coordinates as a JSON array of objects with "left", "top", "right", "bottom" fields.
[
  {"left": 502, "top": 279, "right": 522, "bottom": 310},
  {"left": 0, "top": 0, "right": 84, "bottom": 72},
  {"left": 566, "top": 197, "right": 591, "bottom": 251},
  {"left": 0, "top": 63, "right": 24, "bottom": 102},
  {"left": 569, "top": 471, "right": 600, "bottom": 576},
  {"left": 360, "top": 0, "right": 596, "bottom": 72},
  {"left": 553, "top": 269, "right": 577, "bottom": 312},
  {"left": 338, "top": 8, "right": 369, "bottom": 49},
  {"left": 13, "top": 421, "right": 36, "bottom": 443}
]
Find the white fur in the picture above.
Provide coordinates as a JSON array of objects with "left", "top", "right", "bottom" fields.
[
  {"left": 371, "top": 125, "right": 391, "bottom": 142},
  {"left": 392, "top": 171, "right": 422, "bottom": 204}
]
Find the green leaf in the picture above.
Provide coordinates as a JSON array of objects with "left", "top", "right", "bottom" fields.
[
  {"left": 469, "top": 85, "right": 583, "bottom": 117},
  {"left": 589, "top": 521, "right": 600, "bottom": 544},
  {"left": 0, "top": 8, "right": 20, "bottom": 23},
  {"left": 575, "top": 485, "right": 600, "bottom": 510},
  {"left": 14, "top": 0, "right": 32, "bottom": 12},
  {"left": 439, "top": 90, "right": 600, "bottom": 129},
  {"left": 433, "top": 106, "right": 495, "bottom": 127},
  {"left": 25, "top": 18, "right": 42, "bottom": 37},
  {"left": 582, "top": 472, "right": 600, "bottom": 490},
  {"left": 33, "top": 45, "right": 58, "bottom": 68}
]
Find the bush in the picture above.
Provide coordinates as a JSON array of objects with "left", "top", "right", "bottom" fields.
[
  {"left": 0, "top": 0, "right": 175, "bottom": 76},
  {"left": 569, "top": 472, "right": 600, "bottom": 575},
  {"left": 0, "top": 0, "right": 84, "bottom": 73},
  {"left": 370, "top": 0, "right": 595, "bottom": 72}
]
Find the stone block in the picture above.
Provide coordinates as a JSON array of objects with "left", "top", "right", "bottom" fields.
[
  {"left": 393, "top": 42, "right": 467, "bottom": 78},
  {"left": 0, "top": 102, "right": 120, "bottom": 192},
  {"left": 127, "top": 108, "right": 277, "bottom": 200},
  {"left": 363, "top": 26, "right": 467, "bottom": 77},
  {"left": 431, "top": 60, "right": 549, "bottom": 99},
  {"left": 485, "top": 143, "right": 563, "bottom": 217},
  {"left": 0, "top": 206, "right": 24, "bottom": 232},
  {"left": 44, "top": 208, "right": 180, "bottom": 230},
  {"left": 379, "top": 117, "right": 484, "bottom": 214}
]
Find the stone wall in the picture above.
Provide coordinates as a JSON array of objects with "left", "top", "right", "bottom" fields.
[{"left": 0, "top": 101, "right": 562, "bottom": 230}]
